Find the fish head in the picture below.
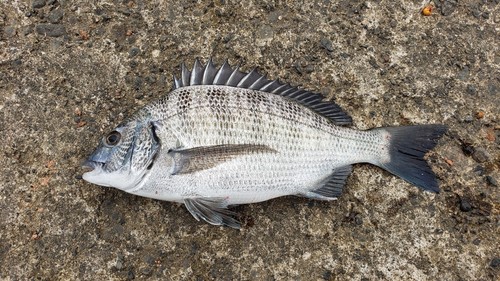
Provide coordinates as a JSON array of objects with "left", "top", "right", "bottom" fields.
[{"left": 82, "top": 119, "right": 160, "bottom": 191}]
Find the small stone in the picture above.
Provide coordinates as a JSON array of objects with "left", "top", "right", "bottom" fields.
[
  {"left": 223, "top": 33, "right": 233, "bottom": 43},
  {"left": 485, "top": 175, "right": 498, "bottom": 187},
  {"left": 76, "top": 121, "right": 87, "bottom": 128},
  {"left": 79, "top": 30, "right": 90, "bottom": 40},
  {"left": 459, "top": 197, "right": 473, "bottom": 212},
  {"left": 4, "top": 26, "right": 16, "bottom": 37},
  {"left": 115, "top": 254, "right": 124, "bottom": 270},
  {"left": 11, "top": 58, "right": 22, "bottom": 66},
  {"left": 440, "top": 0, "right": 458, "bottom": 16},
  {"left": 32, "top": 0, "right": 46, "bottom": 9},
  {"left": 354, "top": 214, "right": 363, "bottom": 225},
  {"left": 322, "top": 270, "right": 333, "bottom": 280},
  {"left": 255, "top": 24, "right": 274, "bottom": 47},
  {"left": 74, "top": 107, "right": 81, "bottom": 116},
  {"left": 129, "top": 47, "right": 140, "bottom": 57},
  {"left": 22, "top": 25, "right": 34, "bottom": 35},
  {"left": 127, "top": 269, "right": 135, "bottom": 280},
  {"left": 35, "top": 24, "right": 66, "bottom": 37},
  {"left": 463, "top": 115, "right": 473, "bottom": 123},
  {"left": 473, "top": 165, "right": 485, "bottom": 176},
  {"left": 48, "top": 9, "right": 63, "bottom": 24},
  {"left": 466, "top": 85, "right": 476, "bottom": 95},
  {"left": 320, "top": 38, "right": 333, "bottom": 52},
  {"left": 475, "top": 110, "right": 485, "bottom": 119},
  {"left": 471, "top": 8, "right": 481, "bottom": 19},
  {"left": 490, "top": 257, "right": 500, "bottom": 268},
  {"left": 472, "top": 147, "right": 491, "bottom": 163},
  {"left": 457, "top": 66, "right": 469, "bottom": 80}
]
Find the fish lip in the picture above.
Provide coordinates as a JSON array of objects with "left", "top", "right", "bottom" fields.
[{"left": 81, "top": 159, "right": 104, "bottom": 172}]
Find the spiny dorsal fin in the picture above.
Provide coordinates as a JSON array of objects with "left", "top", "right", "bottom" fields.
[{"left": 172, "top": 59, "right": 352, "bottom": 126}]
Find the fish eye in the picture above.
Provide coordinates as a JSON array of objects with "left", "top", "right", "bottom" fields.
[{"left": 105, "top": 131, "right": 121, "bottom": 146}]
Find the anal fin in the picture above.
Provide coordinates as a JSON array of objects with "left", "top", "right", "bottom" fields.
[
  {"left": 184, "top": 198, "right": 240, "bottom": 229},
  {"left": 301, "top": 165, "right": 352, "bottom": 201}
]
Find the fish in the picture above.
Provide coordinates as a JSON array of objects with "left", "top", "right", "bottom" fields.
[{"left": 82, "top": 59, "right": 447, "bottom": 229}]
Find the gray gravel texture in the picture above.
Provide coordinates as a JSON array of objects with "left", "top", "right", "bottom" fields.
[{"left": 1, "top": 0, "right": 499, "bottom": 280}]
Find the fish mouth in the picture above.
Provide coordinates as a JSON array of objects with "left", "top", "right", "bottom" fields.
[{"left": 81, "top": 159, "right": 104, "bottom": 173}]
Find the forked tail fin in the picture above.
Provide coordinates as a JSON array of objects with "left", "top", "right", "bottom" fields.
[{"left": 375, "top": 125, "right": 447, "bottom": 192}]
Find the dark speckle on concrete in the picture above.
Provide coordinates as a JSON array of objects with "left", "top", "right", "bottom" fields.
[
  {"left": 462, "top": 145, "right": 475, "bottom": 156},
  {"left": 459, "top": 197, "right": 473, "bottom": 212},
  {"left": 490, "top": 257, "right": 500, "bottom": 268},
  {"left": 0, "top": 0, "right": 498, "bottom": 280}
]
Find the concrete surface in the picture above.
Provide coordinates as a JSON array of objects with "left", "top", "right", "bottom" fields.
[{"left": 1, "top": 0, "right": 499, "bottom": 280}]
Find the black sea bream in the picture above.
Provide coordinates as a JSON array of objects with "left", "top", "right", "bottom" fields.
[{"left": 82, "top": 59, "right": 447, "bottom": 228}]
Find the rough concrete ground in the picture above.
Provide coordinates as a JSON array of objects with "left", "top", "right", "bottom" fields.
[{"left": 0, "top": 0, "right": 499, "bottom": 280}]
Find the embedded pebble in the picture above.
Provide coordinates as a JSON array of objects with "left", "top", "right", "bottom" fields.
[
  {"left": 459, "top": 197, "right": 473, "bottom": 212},
  {"left": 129, "top": 47, "right": 140, "bottom": 57},
  {"left": 48, "top": 9, "right": 64, "bottom": 24},
  {"left": 490, "top": 257, "right": 500, "bottom": 268},
  {"left": 32, "top": 0, "right": 46, "bottom": 9},
  {"left": 3, "top": 26, "right": 16, "bottom": 37},
  {"left": 440, "top": 0, "right": 458, "bottom": 16},
  {"left": 463, "top": 115, "right": 473, "bottom": 123},
  {"left": 35, "top": 24, "right": 66, "bottom": 37},
  {"left": 485, "top": 176, "right": 498, "bottom": 187},
  {"left": 472, "top": 147, "right": 491, "bottom": 163},
  {"left": 320, "top": 38, "right": 334, "bottom": 52}
]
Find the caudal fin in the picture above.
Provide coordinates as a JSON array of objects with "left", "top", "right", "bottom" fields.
[{"left": 376, "top": 125, "right": 447, "bottom": 192}]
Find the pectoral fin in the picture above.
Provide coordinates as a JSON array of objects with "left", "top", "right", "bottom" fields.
[
  {"left": 184, "top": 198, "right": 240, "bottom": 229},
  {"left": 168, "top": 144, "right": 276, "bottom": 175}
]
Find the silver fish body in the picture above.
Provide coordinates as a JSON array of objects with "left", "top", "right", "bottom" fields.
[{"left": 83, "top": 59, "right": 446, "bottom": 228}]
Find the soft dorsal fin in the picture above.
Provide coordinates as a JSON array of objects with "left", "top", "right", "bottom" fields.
[{"left": 172, "top": 59, "right": 352, "bottom": 126}]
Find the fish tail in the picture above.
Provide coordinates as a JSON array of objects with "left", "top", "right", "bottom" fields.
[{"left": 375, "top": 124, "right": 447, "bottom": 192}]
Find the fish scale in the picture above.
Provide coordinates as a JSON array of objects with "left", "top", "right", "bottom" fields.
[{"left": 83, "top": 59, "right": 447, "bottom": 228}]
